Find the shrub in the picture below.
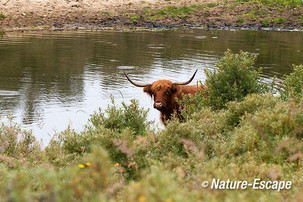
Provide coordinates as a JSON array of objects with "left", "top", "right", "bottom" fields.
[
  {"left": 46, "top": 124, "right": 142, "bottom": 180},
  {"left": 64, "top": 145, "right": 116, "bottom": 200},
  {"left": 145, "top": 106, "right": 228, "bottom": 162},
  {"left": 0, "top": 116, "right": 43, "bottom": 168},
  {"left": 119, "top": 165, "right": 197, "bottom": 202},
  {"left": 0, "top": 146, "right": 117, "bottom": 201},
  {"left": 89, "top": 96, "right": 153, "bottom": 136},
  {"left": 0, "top": 94, "right": 303, "bottom": 201},
  {"left": 224, "top": 92, "right": 278, "bottom": 127},
  {"left": 2, "top": 81, "right": 303, "bottom": 202},
  {"left": 280, "top": 64, "right": 303, "bottom": 102},
  {"left": 221, "top": 99, "right": 303, "bottom": 164},
  {"left": 177, "top": 84, "right": 208, "bottom": 120},
  {"left": 180, "top": 92, "right": 278, "bottom": 129},
  {"left": 205, "top": 49, "right": 267, "bottom": 110},
  {"left": 47, "top": 98, "right": 154, "bottom": 180}
]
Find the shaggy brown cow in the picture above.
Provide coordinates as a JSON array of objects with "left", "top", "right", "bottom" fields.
[{"left": 124, "top": 70, "right": 205, "bottom": 124}]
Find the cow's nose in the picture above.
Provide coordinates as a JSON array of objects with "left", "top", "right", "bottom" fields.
[{"left": 154, "top": 101, "right": 165, "bottom": 110}]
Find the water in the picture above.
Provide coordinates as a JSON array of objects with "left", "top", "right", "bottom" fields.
[{"left": 0, "top": 30, "right": 302, "bottom": 145}]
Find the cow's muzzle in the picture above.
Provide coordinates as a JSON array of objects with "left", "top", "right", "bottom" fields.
[{"left": 154, "top": 101, "right": 166, "bottom": 110}]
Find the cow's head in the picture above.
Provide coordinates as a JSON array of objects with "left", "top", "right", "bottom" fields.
[{"left": 124, "top": 70, "right": 197, "bottom": 112}]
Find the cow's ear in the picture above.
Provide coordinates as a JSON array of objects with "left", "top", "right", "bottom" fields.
[
  {"left": 171, "top": 84, "right": 179, "bottom": 94},
  {"left": 143, "top": 85, "right": 153, "bottom": 96}
]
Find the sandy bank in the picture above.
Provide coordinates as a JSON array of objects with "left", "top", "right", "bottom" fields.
[{"left": 0, "top": 0, "right": 302, "bottom": 31}]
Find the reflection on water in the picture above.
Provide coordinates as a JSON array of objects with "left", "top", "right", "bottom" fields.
[{"left": 0, "top": 30, "right": 302, "bottom": 144}]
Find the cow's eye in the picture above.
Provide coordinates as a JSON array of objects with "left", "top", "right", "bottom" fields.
[{"left": 165, "top": 91, "right": 171, "bottom": 95}]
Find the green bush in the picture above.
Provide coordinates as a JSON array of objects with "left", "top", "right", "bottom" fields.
[
  {"left": 280, "top": 64, "right": 303, "bottom": 102},
  {"left": 177, "top": 84, "right": 208, "bottom": 120},
  {"left": 47, "top": 98, "right": 154, "bottom": 180},
  {"left": 119, "top": 165, "right": 198, "bottom": 202},
  {"left": 0, "top": 146, "right": 117, "bottom": 201},
  {"left": 46, "top": 124, "right": 142, "bottom": 180},
  {"left": 89, "top": 96, "right": 153, "bottom": 136},
  {"left": 224, "top": 92, "right": 278, "bottom": 127},
  {"left": 0, "top": 94, "right": 303, "bottom": 201},
  {"left": 221, "top": 99, "right": 303, "bottom": 164},
  {"left": 173, "top": 91, "right": 303, "bottom": 166},
  {"left": 166, "top": 93, "right": 280, "bottom": 161},
  {"left": 0, "top": 116, "right": 43, "bottom": 168},
  {"left": 63, "top": 145, "right": 116, "bottom": 200},
  {"left": 205, "top": 49, "right": 267, "bottom": 110}
]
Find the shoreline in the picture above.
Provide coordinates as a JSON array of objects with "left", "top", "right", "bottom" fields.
[
  {"left": 1, "top": 24, "right": 303, "bottom": 33},
  {"left": 1, "top": 0, "right": 302, "bottom": 32}
]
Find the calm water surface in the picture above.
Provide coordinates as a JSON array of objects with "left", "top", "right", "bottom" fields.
[{"left": 0, "top": 30, "right": 302, "bottom": 145}]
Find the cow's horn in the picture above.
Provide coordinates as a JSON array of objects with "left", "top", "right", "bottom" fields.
[
  {"left": 124, "top": 73, "right": 151, "bottom": 87},
  {"left": 173, "top": 69, "right": 198, "bottom": 85}
]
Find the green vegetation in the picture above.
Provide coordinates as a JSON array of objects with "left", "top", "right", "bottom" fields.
[
  {"left": 131, "top": 5, "right": 200, "bottom": 22},
  {"left": 204, "top": 50, "right": 267, "bottom": 110},
  {"left": 273, "top": 17, "right": 285, "bottom": 23},
  {"left": 120, "top": 10, "right": 129, "bottom": 14},
  {"left": 262, "top": 17, "right": 272, "bottom": 26},
  {"left": 128, "top": 1, "right": 302, "bottom": 27},
  {"left": 236, "top": 16, "right": 245, "bottom": 23},
  {"left": 280, "top": 64, "right": 303, "bottom": 102},
  {"left": 139, "top": 5, "right": 195, "bottom": 21},
  {"left": 155, "top": 6, "right": 194, "bottom": 18},
  {"left": 190, "top": 4, "right": 207, "bottom": 9},
  {"left": 232, "top": 0, "right": 301, "bottom": 26},
  {"left": 237, "top": 0, "right": 303, "bottom": 8},
  {"left": 1, "top": 50, "right": 303, "bottom": 201},
  {"left": 130, "top": 15, "right": 142, "bottom": 23},
  {"left": 0, "top": 13, "right": 5, "bottom": 20},
  {"left": 100, "top": 11, "right": 113, "bottom": 15}
]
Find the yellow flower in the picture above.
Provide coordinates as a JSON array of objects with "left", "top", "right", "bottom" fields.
[
  {"left": 78, "top": 164, "right": 85, "bottom": 168},
  {"left": 116, "top": 163, "right": 119, "bottom": 166},
  {"left": 166, "top": 199, "right": 173, "bottom": 202},
  {"left": 86, "top": 162, "right": 92, "bottom": 167},
  {"left": 138, "top": 196, "right": 146, "bottom": 201}
]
